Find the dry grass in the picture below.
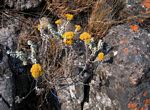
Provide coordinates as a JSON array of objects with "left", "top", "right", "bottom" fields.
[
  {"left": 47, "top": 0, "right": 125, "bottom": 41},
  {"left": 87, "top": 0, "right": 125, "bottom": 41},
  {"left": 42, "top": 0, "right": 126, "bottom": 88},
  {"left": 46, "top": 0, "right": 96, "bottom": 17},
  {"left": 39, "top": 37, "right": 79, "bottom": 90},
  {"left": 17, "top": 33, "right": 40, "bottom": 52}
]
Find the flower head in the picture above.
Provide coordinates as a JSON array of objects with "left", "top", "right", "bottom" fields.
[
  {"left": 75, "top": 25, "right": 81, "bottom": 32},
  {"left": 79, "top": 32, "right": 91, "bottom": 44},
  {"left": 55, "top": 19, "right": 62, "bottom": 25},
  {"left": 63, "top": 39, "right": 73, "bottom": 45},
  {"left": 30, "top": 63, "right": 43, "bottom": 79},
  {"left": 62, "top": 31, "right": 74, "bottom": 39},
  {"left": 65, "top": 14, "right": 74, "bottom": 21},
  {"left": 98, "top": 52, "right": 104, "bottom": 61}
]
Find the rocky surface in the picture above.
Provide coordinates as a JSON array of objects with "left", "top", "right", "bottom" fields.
[
  {"left": 4, "top": 0, "right": 43, "bottom": 11},
  {"left": 0, "top": 45, "right": 14, "bottom": 110},
  {"left": 0, "top": 0, "right": 150, "bottom": 110},
  {"left": 55, "top": 24, "right": 150, "bottom": 110},
  {"left": 0, "top": 21, "right": 20, "bottom": 110},
  {"left": 84, "top": 24, "right": 150, "bottom": 110}
]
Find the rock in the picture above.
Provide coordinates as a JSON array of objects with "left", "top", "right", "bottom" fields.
[
  {"left": 0, "top": 45, "right": 14, "bottom": 110},
  {"left": 84, "top": 24, "right": 150, "bottom": 110},
  {"left": 4, "top": 0, "right": 43, "bottom": 11},
  {"left": 0, "top": 22, "right": 20, "bottom": 50},
  {"left": 0, "top": 20, "right": 20, "bottom": 110},
  {"left": 56, "top": 67, "right": 83, "bottom": 110}
]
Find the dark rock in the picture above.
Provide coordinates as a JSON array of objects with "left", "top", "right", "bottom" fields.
[
  {"left": 85, "top": 24, "right": 150, "bottom": 110},
  {"left": 0, "top": 47, "right": 14, "bottom": 110}
]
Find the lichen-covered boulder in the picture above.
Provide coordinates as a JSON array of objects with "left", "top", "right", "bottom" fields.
[{"left": 85, "top": 24, "right": 150, "bottom": 110}]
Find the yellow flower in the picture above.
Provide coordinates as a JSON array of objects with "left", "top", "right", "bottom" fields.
[
  {"left": 85, "top": 39, "right": 91, "bottom": 44},
  {"left": 75, "top": 25, "right": 81, "bottom": 32},
  {"left": 98, "top": 52, "right": 104, "bottom": 61},
  {"left": 63, "top": 39, "right": 73, "bottom": 45},
  {"left": 30, "top": 63, "right": 43, "bottom": 79},
  {"left": 55, "top": 19, "right": 62, "bottom": 25},
  {"left": 79, "top": 32, "right": 91, "bottom": 44},
  {"left": 80, "top": 32, "right": 91, "bottom": 40},
  {"left": 62, "top": 31, "right": 74, "bottom": 39},
  {"left": 65, "top": 14, "right": 74, "bottom": 21}
]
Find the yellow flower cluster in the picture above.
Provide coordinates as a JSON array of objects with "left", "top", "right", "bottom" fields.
[
  {"left": 62, "top": 31, "right": 74, "bottom": 45},
  {"left": 30, "top": 63, "right": 43, "bottom": 79},
  {"left": 75, "top": 25, "right": 81, "bottom": 32},
  {"left": 55, "top": 19, "right": 62, "bottom": 25},
  {"left": 79, "top": 32, "right": 91, "bottom": 44},
  {"left": 63, "top": 39, "right": 73, "bottom": 45},
  {"left": 65, "top": 14, "right": 74, "bottom": 21},
  {"left": 62, "top": 31, "right": 74, "bottom": 39},
  {"left": 97, "top": 52, "right": 104, "bottom": 61}
]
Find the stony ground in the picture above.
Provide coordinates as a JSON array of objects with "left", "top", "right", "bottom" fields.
[{"left": 0, "top": 0, "right": 150, "bottom": 110}]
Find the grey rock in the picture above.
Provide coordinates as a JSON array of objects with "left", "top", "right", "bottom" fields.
[
  {"left": 4, "top": 0, "right": 43, "bottom": 11},
  {"left": 0, "top": 46, "right": 14, "bottom": 110},
  {"left": 0, "top": 22, "right": 19, "bottom": 50},
  {"left": 84, "top": 24, "right": 150, "bottom": 110}
]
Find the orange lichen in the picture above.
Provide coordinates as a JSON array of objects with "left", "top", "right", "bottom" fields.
[
  {"left": 30, "top": 63, "right": 43, "bottom": 79},
  {"left": 123, "top": 48, "right": 129, "bottom": 56},
  {"left": 144, "top": 98, "right": 150, "bottom": 105},
  {"left": 97, "top": 52, "right": 104, "bottom": 61},
  {"left": 143, "top": 91, "right": 148, "bottom": 97},
  {"left": 142, "top": 0, "right": 150, "bottom": 9},
  {"left": 128, "top": 102, "right": 137, "bottom": 109},
  {"left": 140, "top": 106, "right": 147, "bottom": 110},
  {"left": 130, "top": 25, "right": 139, "bottom": 32},
  {"left": 137, "top": 18, "right": 144, "bottom": 23}
]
